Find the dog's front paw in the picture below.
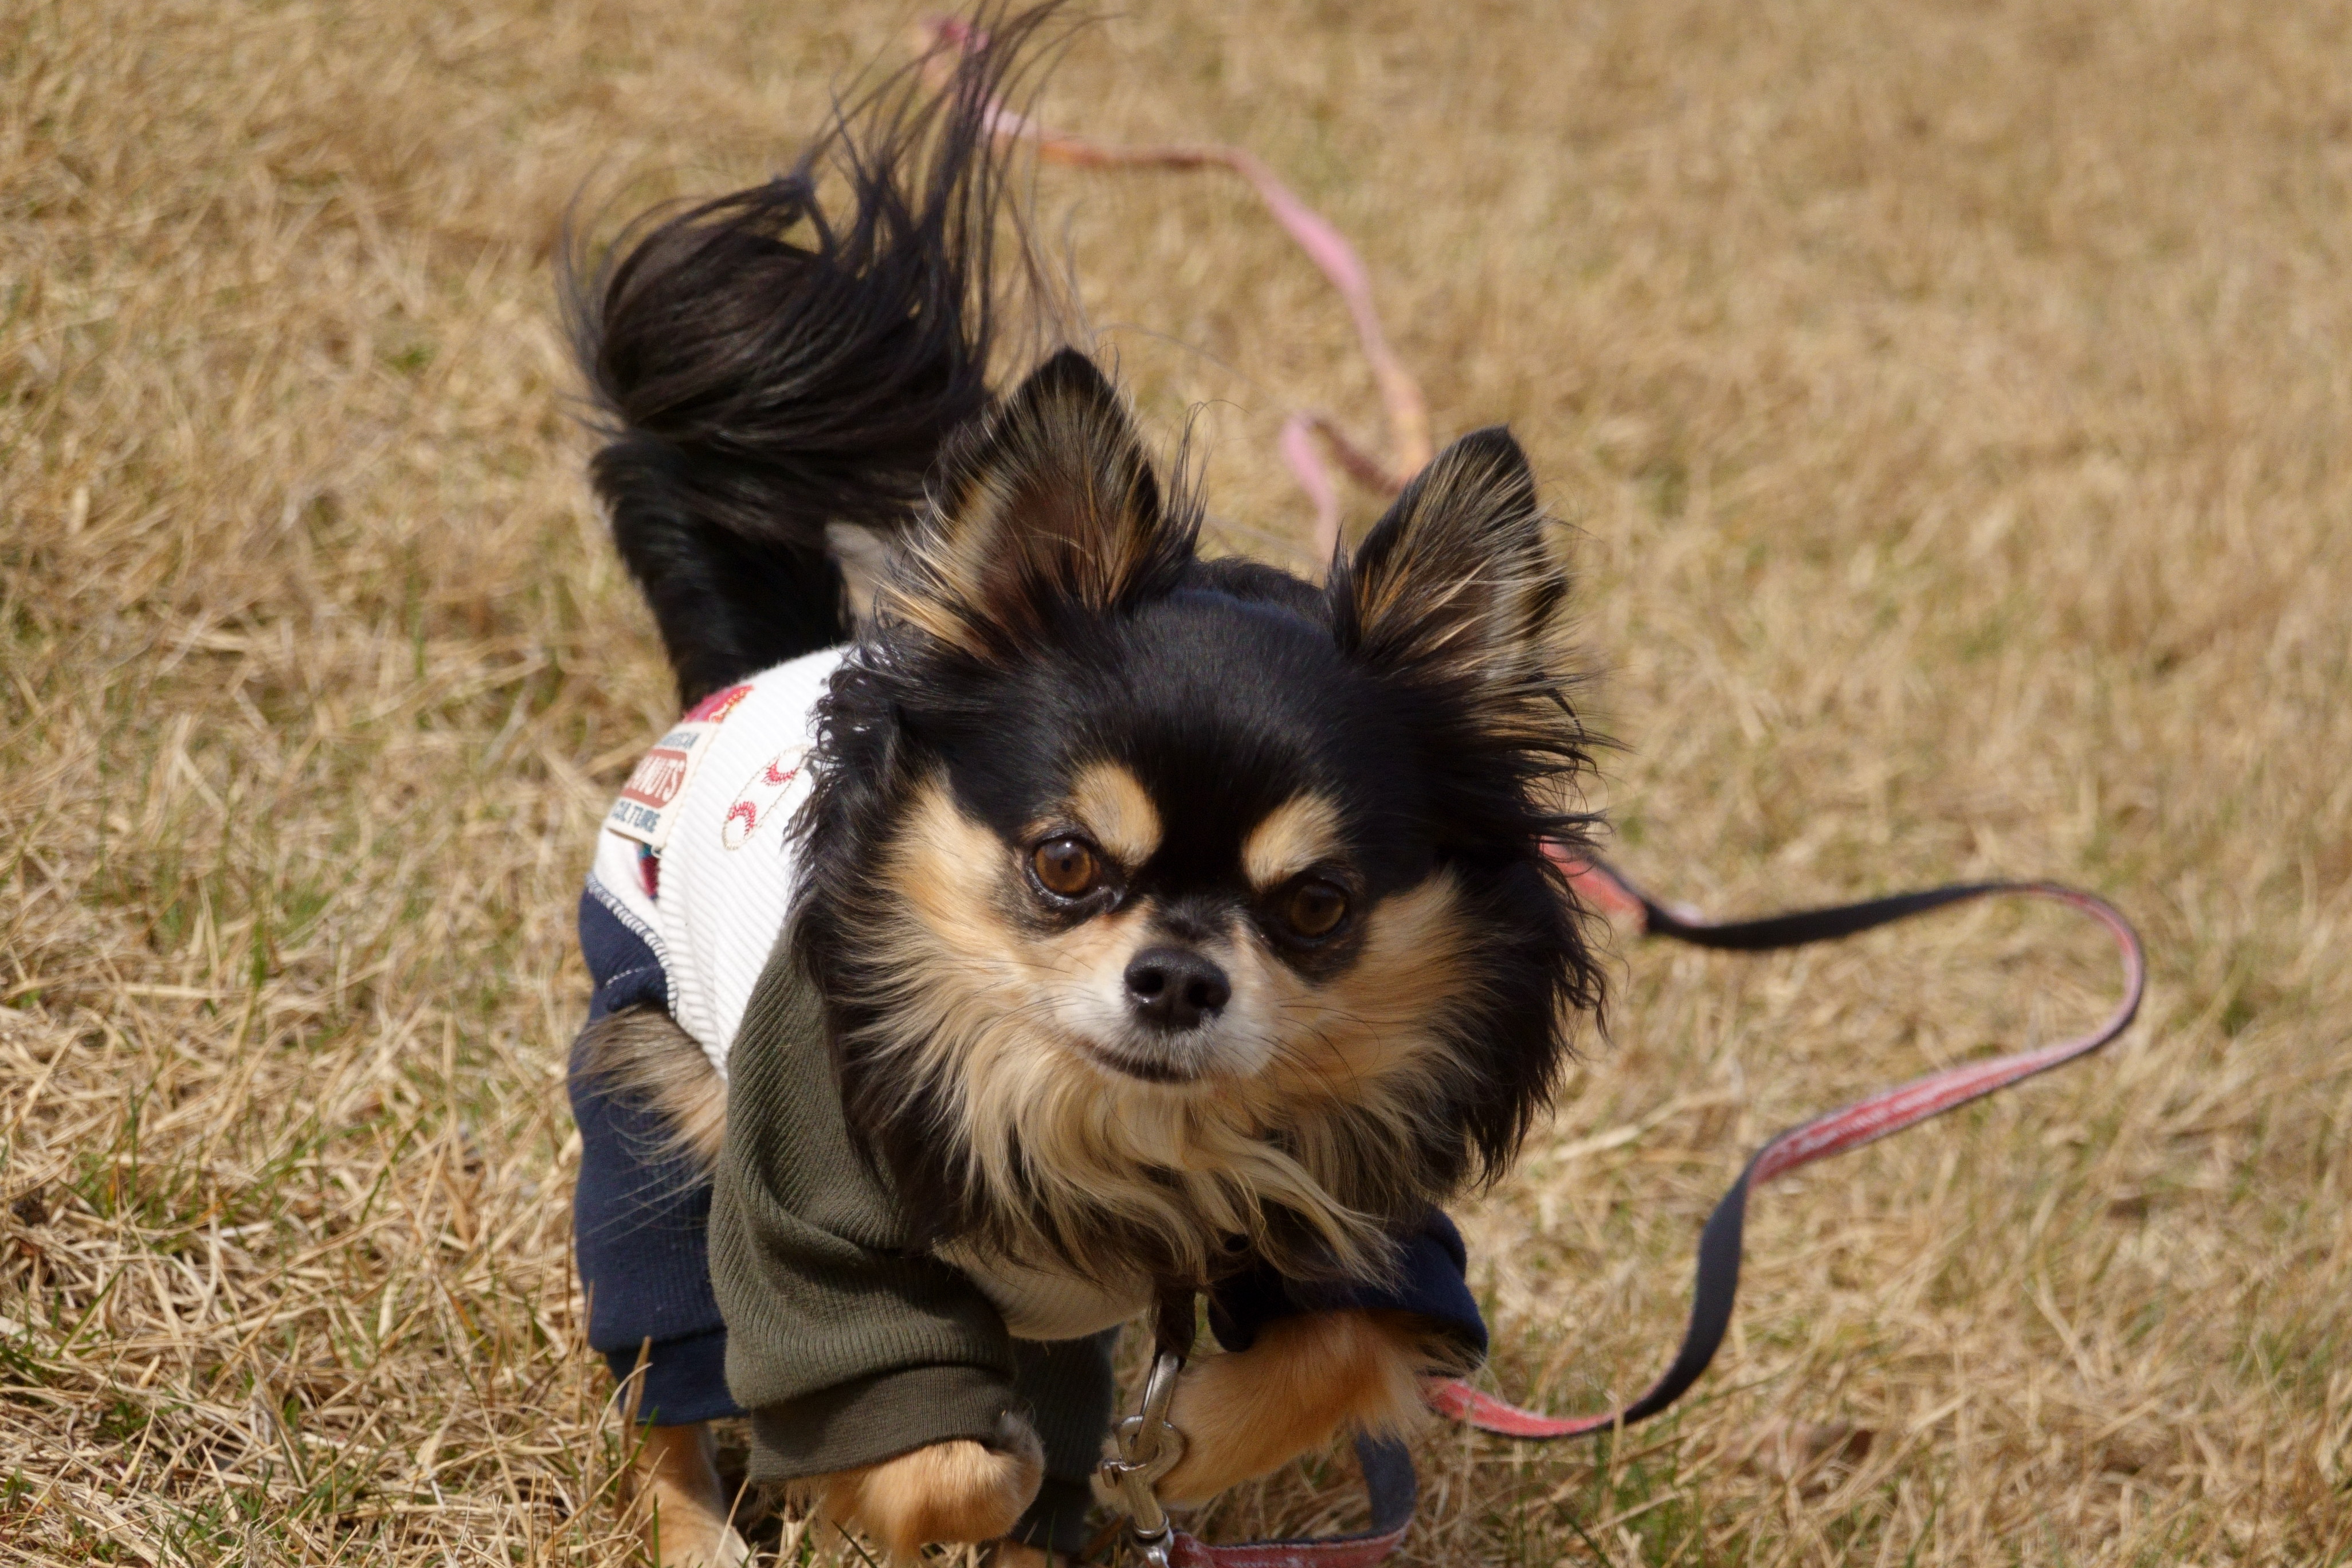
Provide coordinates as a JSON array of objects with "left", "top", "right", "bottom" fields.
[
  {"left": 1149, "top": 1310, "right": 1429, "bottom": 1508},
  {"left": 810, "top": 1412, "right": 1044, "bottom": 1561}
]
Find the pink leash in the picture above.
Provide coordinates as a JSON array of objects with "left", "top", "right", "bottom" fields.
[{"left": 1151, "top": 856, "right": 2146, "bottom": 1566}]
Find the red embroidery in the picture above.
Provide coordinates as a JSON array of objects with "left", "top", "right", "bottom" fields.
[{"left": 681, "top": 683, "right": 753, "bottom": 725}]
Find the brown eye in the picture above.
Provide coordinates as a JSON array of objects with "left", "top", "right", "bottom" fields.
[
  {"left": 1031, "top": 835, "right": 1101, "bottom": 898},
  {"left": 1282, "top": 879, "right": 1350, "bottom": 939}
]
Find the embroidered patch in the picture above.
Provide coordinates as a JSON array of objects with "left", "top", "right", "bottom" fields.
[
  {"left": 720, "top": 752, "right": 802, "bottom": 850},
  {"left": 603, "top": 684, "right": 753, "bottom": 852}
]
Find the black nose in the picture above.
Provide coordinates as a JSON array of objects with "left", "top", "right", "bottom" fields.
[{"left": 1123, "top": 946, "right": 1231, "bottom": 1032}]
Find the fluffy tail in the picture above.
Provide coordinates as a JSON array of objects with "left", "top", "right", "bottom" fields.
[{"left": 566, "top": 11, "right": 1059, "bottom": 704}]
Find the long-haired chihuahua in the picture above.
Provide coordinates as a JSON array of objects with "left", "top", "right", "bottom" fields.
[{"left": 562, "top": 11, "right": 1602, "bottom": 1563}]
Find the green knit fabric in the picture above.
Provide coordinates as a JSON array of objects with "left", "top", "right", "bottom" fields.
[{"left": 708, "top": 939, "right": 1115, "bottom": 1550}]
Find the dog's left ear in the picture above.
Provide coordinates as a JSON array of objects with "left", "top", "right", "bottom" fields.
[
  {"left": 1334, "top": 426, "right": 1570, "bottom": 698},
  {"left": 882, "top": 348, "right": 1194, "bottom": 657}
]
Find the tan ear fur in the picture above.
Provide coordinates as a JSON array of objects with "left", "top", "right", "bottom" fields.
[
  {"left": 574, "top": 1007, "right": 727, "bottom": 1173},
  {"left": 876, "top": 349, "right": 1190, "bottom": 658},
  {"left": 826, "top": 520, "right": 903, "bottom": 626},
  {"left": 1148, "top": 1310, "right": 1456, "bottom": 1508},
  {"left": 1343, "top": 426, "right": 1570, "bottom": 696}
]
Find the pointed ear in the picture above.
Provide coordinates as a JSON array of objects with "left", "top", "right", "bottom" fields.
[
  {"left": 1335, "top": 426, "right": 1571, "bottom": 695},
  {"left": 881, "top": 349, "right": 1194, "bottom": 657}
]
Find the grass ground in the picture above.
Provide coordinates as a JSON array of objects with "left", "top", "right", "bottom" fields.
[{"left": 5, "top": 0, "right": 2350, "bottom": 1562}]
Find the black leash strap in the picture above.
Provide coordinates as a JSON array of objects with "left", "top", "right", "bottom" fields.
[{"left": 1429, "top": 854, "right": 2146, "bottom": 1441}]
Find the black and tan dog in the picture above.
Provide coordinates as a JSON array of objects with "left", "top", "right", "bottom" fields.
[{"left": 563, "top": 14, "right": 1604, "bottom": 1563}]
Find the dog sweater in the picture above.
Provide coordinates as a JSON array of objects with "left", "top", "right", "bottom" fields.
[
  {"left": 568, "top": 647, "right": 1487, "bottom": 1553},
  {"left": 579, "top": 646, "right": 841, "bottom": 1077}
]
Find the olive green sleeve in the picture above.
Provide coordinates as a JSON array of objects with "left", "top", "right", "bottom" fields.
[{"left": 708, "top": 940, "right": 1020, "bottom": 1479}]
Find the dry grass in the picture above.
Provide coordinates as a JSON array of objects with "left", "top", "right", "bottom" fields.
[{"left": 5, "top": 0, "right": 2349, "bottom": 1562}]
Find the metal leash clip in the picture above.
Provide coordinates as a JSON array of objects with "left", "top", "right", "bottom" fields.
[{"left": 1095, "top": 1350, "right": 1187, "bottom": 1568}]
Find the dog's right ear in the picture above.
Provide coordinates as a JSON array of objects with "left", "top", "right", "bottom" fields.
[
  {"left": 879, "top": 350, "right": 1195, "bottom": 657},
  {"left": 1332, "top": 426, "right": 1569, "bottom": 704}
]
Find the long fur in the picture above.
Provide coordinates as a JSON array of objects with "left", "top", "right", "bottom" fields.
[
  {"left": 573, "top": 1, "right": 1606, "bottom": 1305},
  {"left": 563, "top": 7, "right": 1063, "bottom": 704},
  {"left": 789, "top": 351, "right": 1605, "bottom": 1287},
  {"left": 803, "top": 1414, "right": 1044, "bottom": 1563},
  {"left": 574, "top": 1007, "right": 727, "bottom": 1173},
  {"left": 1153, "top": 1310, "right": 1448, "bottom": 1508}
]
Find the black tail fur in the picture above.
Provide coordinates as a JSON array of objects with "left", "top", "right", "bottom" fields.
[{"left": 565, "top": 10, "right": 1061, "bottom": 704}]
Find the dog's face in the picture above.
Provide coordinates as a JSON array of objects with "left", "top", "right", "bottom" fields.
[
  {"left": 793, "top": 350, "right": 1601, "bottom": 1284},
  {"left": 883, "top": 606, "right": 1468, "bottom": 1096}
]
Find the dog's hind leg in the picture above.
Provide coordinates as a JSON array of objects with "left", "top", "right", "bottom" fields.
[
  {"left": 573, "top": 1010, "right": 736, "bottom": 1559},
  {"left": 633, "top": 1421, "right": 751, "bottom": 1567}
]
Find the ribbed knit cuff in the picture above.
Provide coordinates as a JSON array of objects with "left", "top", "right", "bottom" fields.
[
  {"left": 604, "top": 1326, "right": 744, "bottom": 1428},
  {"left": 744, "top": 1363, "right": 1018, "bottom": 1481}
]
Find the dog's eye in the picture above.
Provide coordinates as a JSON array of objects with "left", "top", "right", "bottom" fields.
[
  {"left": 1281, "top": 879, "right": 1350, "bottom": 939},
  {"left": 1031, "top": 835, "right": 1102, "bottom": 898}
]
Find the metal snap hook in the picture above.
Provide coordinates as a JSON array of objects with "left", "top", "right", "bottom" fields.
[{"left": 1096, "top": 1350, "right": 1187, "bottom": 1565}]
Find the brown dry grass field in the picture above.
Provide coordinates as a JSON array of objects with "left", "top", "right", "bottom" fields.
[{"left": 5, "top": 0, "right": 2350, "bottom": 1562}]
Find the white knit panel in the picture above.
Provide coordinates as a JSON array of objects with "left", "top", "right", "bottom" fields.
[{"left": 590, "top": 646, "right": 841, "bottom": 1077}]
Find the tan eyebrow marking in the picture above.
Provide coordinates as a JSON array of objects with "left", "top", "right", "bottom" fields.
[
  {"left": 1067, "top": 761, "right": 1162, "bottom": 866},
  {"left": 1243, "top": 793, "right": 1346, "bottom": 890}
]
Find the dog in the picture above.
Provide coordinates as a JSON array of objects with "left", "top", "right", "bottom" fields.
[{"left": 560, "top": 13, "right": 1603, "bottom": 1564}]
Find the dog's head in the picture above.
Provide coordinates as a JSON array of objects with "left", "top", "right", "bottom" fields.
[{"left": 793, "top": 349, "right": 1602, "bottom": 1284}]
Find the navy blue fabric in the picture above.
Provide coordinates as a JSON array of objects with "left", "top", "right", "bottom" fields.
[
  {"left": 601, "top": 1325, "right": 740, "bottom": 1427},
  {"left": 570, "top": 888, "right": 742, "bottom": 1425},
  {"left": 1207, "top": 1208, "right": 1487, "bottom": 1359},
  {"left": 580, "top": 884, "right": 669, "bottom": 1022}
]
